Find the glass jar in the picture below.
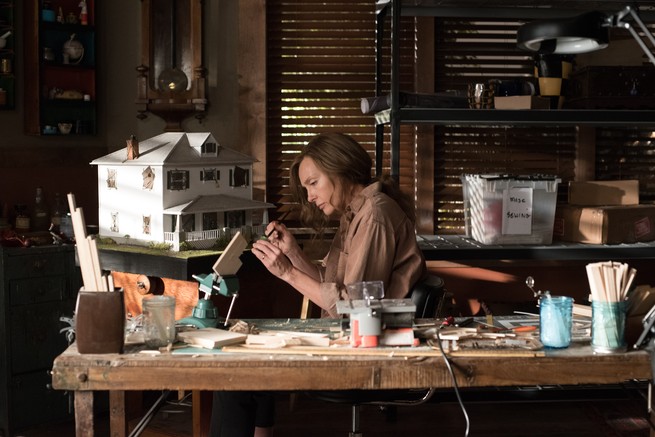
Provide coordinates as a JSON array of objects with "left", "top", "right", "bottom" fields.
[
  {"left": 539, "top": 295, "right": 573, "bottom": 348},
  {"left": 142, "top": 295, "right": 176, "bottom": 349},
  {"left": 591, "top": 300, "right": 627, "bottom": 353}
]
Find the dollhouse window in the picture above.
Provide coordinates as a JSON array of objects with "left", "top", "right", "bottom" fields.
[
  {"left": 110, "top": 212, "right": 119, "bottom": 233},
  {"left": 181, "top": 214, "right": 195, "bottom": 232},
  {"left": 225, "top": 211, "right": 245, "bottom": 228},
  {"left": 142, "top": 166, "right": 155, "bottom": 190},
  {"left": 229, "top": 166, "right": 249, "bottom": 187},
  {"left": 167, "top": 170, "right": 189, "bottom": 191},
  {"left": 201, "top": 142, "right": 218, "bottom": 156},
  {"left": 203, "top": 212, "right": 218, "bottom": 230},
  {"left": 143, "top": 215, "right": 151, "bottom": 235},
  {"left": 200, "top": 168, "right": 218, "bottom": 182},
  {"left": 107, "top": 169, "right": 117, "bottom": 189}
]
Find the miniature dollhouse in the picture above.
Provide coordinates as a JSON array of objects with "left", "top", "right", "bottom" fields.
[{"left": 91, "top": 132, "right": 274, "bottom": 251}]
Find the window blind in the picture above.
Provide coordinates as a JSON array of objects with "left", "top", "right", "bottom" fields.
[
  {"left": 265, "top": 1, "right": 415, "bottom": 226},
  {"left": 596, "top": 127, "right": 655, "bottom": 203}
]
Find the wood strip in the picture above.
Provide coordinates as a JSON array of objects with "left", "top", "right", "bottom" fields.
[
  {"left": 88, "top": 236, "right": 106, "bottom": 291},
  {"left": 71, "top": 207, "right": 94, "bottom": 291},
  {"left": 449, "top": 350, "right": 545, "bottom": 357},
  {"left": 222, "top": 344, "right": 443, "bottom": 357}
]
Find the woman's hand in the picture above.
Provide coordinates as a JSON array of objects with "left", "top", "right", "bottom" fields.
[
  {"left": 252, "top": 239, "right": 293, "bottom": 280},
  {"left": 262, "top": 221, "right": 301, "bottom": 258}
]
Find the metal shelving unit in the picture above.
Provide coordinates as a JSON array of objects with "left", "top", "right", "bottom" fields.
[
  {"left": 375, "top": 0, "right": 655, "bottom": 177},
  {"left": 418, "top": 235, "right": 655, "bottom": 261}
]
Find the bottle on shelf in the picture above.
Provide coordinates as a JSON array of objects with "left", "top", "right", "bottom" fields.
[
  {"left": 79, "top": 0, "right": 88, "bottom": 25},
  {"left": 50, "top": 192, "right": 63, "bottom": 233},
  {"left": 52, "top": 192, "right": 73, "bottom": 240},
  {"left": 31, "top": 187, "right": 50, "bottom": 232},
  {"left": 14, "top": 204, "right": 30, "bottom": 234}
]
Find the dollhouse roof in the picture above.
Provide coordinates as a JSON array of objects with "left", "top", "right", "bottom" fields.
[
  {"left": 90, "top": 132, "right": 257, "bottom": 166},
  {"left": 164, "top": 194, "right": 274, "bottom": 215}
]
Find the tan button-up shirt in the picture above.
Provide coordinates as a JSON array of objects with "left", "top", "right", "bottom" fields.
[{"left": 317, "top": 181, "right": 426, "bottom": 317}]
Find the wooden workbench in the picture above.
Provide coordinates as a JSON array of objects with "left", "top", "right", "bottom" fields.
[{"left": 51, "top": 318, "right": 653, "bottom": 437}]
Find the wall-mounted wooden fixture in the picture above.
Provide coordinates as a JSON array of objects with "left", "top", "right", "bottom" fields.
[{"left": 136, "top": 0, "right": 207, "bottom": 132}]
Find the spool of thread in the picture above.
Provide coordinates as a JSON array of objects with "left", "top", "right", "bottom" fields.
[{"left": 136, "top": 274, "right": 165, "bottom": 295}]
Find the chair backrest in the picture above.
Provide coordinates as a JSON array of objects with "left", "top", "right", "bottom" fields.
[{"left": 409, "top": 274, "right": 446, "bottom": 318}]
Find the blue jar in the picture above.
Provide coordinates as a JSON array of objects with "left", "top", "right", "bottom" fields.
[
  {"left": 540, "top": 295, "right": 574, "bottom": 348},
  {"left": 591, "top": 300, "right": 627, "bottom": 353}
]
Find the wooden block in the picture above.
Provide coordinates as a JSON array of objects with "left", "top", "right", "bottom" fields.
[
  {"left": 177, "top": 328, "right": 247, "bottom": 349},
  {"left": 213, "top": 231, "right": 248, "bottom": 276}
]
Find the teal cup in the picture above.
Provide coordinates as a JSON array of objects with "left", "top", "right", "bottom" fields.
[
  {"left": 540, "top": 295, "right": 574, "bottom": 348},
  {"left": 591, "top": 301, "right": 627, "bottom": 353}
]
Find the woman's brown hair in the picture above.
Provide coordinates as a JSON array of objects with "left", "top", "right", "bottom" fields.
[{"left": 290, "top": 133, "right": 415, "bottom": 234}]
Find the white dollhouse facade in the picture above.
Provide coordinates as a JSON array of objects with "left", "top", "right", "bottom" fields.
[{"left": 91, "top": 132, "right": 274, "bottom": 251}]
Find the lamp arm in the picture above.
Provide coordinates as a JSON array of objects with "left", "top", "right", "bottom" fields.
[{"left": 613, "top": 5, "right": 655, "bottom": 66}]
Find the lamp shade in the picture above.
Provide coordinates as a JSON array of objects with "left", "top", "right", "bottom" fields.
[{"left": 517, "top": 11, "right": 610, "bottom": 54}]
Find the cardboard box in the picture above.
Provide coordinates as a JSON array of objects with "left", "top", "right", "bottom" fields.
[
  {"left": 568, "top": 180, "right": 639, "bottom": 206},
  {"left": 493, "top": 96, "right": 550, "bottom": 109},
  {"left": 462, "top": 174, "right": 560, "bottom": 245},
  {"left": 554, "top": 204, "right": 655, "bottom": 244}
]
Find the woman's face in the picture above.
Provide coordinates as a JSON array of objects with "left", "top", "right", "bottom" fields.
[{"left": 298, "top": 157, "right": 339, "bottom": 216}]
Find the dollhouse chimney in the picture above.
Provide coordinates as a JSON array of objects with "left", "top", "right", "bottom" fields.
[{"left": 126, "top": 135, "right": 139, "bottom": 160}]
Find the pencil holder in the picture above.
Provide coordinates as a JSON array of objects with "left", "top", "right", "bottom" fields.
[
  {"left": 539, "top": 295, "right": 573, "bottom": 348},
  {"left": 75, "top": 289, "right": 125, "bottom": 354},
  {"left": 591, "top": 300, "right": 627, "bottom": 353},
  {"left": 142, "top": 295, "right": 176, "bottom": 349}
]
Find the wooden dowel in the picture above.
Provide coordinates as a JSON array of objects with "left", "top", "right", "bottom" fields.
[
  {"left": 67, "top": 193, "right": 106, "bottom": 292},
  {"left": 72, "top": 208, "right": 94, "bottom": 291},
  {"left": 88, "top": 236, "right": 105, "bottom": 291}
]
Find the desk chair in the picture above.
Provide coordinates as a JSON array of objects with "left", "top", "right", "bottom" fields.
[{"left": 311, "top": 274, "right": 449, "bottom": 437}]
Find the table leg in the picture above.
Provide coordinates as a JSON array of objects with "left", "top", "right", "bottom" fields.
[
  {"left": 74, "top": 391, "right": 94, "bottom": 437},
  {"left": 648, "top": 382, "right": 655, "bottom": 437},
  {"left": 193, "top": 390, "right": 213, "bottom": 437},
  {"left": 110, "top": 391, "right": 127, "bottom": 437}
]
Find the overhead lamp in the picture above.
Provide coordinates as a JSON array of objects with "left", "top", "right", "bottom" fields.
[{"left": 517, "top": 5, "right": 655, "bottom": 66}]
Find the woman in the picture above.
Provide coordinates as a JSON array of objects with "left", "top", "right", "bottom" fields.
[
  {"left": 253, "top": 132, "right": 426, "bottom": 315},
  {"left": 212, "top": 132, "right": 426, "bottom": 437}
]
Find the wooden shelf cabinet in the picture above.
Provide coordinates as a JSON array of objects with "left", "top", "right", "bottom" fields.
[
  {"left": 0, "top": 1, "right": 15, "bottom": 109},
  {"left": 0, "top": 245, "right": 80, "bottom": 436},
  {"left": 24, "top": 0, "right": 97, "bottom": 135}
]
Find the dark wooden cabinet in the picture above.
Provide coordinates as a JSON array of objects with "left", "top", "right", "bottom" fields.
[
  {"left": 24, "top": 0, "right": 96, "bottom": 135},
  {"left": 0, "top": 245, "right": 80, "bottom": 436}
]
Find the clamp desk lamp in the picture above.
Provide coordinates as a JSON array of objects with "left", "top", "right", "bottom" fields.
[
  {"left": 178, "top": 231, "right": 248, "bottom": 329},
  {"left": 516, "top": 5, "right": 655, "bottom": 66}
]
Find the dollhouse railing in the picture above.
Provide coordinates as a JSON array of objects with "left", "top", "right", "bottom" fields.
[{"left": 164, "top": 225, "right": 266, "bottom": 251}]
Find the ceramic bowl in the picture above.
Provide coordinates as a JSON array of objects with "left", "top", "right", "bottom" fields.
[{"left": 58, "top": 123, "right": 73, "bottom": 135}]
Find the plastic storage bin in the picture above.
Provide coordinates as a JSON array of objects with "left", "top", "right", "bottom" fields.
[{"left": 462, "top": 174, "right": 560, "bottom": 245}]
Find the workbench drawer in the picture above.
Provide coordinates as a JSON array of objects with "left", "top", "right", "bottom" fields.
[
  {"left": 4, "top": 251, "right": 69, "bottom": 280},
  {"left": 9, "top": 276, "right": 67, "bottom": 306}
]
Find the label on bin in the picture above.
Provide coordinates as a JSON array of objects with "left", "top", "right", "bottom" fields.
[{"left": 502, "top": 187, "right": 533, "bottom": 235}]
